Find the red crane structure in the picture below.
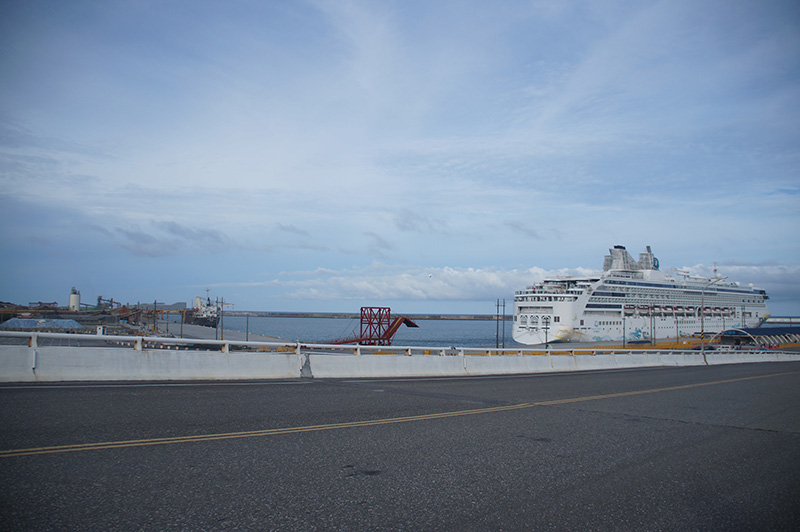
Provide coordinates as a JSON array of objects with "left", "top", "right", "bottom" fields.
[{"left": 332, "top": 307, "right": 418, "bottom": 346}]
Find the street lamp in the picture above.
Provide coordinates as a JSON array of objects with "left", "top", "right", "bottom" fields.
[
  {"left": 542, "top": 315, "right": 551, "bottom": 348},
  {"left": 622, "top": 305, "right": 630, "bottom": 348},
  {"left": 701, "top": 275, "right": 727, "bottom": 356},
  {"left": 622, "top": 312, "right": 626, "bottom": 348}
]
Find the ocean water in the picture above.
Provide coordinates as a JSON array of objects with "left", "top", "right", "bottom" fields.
[{"left": 218, "top": 315, "right": 521, "bottom": 348}]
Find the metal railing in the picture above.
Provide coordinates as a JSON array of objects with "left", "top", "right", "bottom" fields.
[{"left": 0, "top": 330, "right": 792, "bottom": 357}]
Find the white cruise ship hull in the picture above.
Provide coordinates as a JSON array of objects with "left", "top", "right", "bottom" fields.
[
  {"left": 512, "top": 246, "right": 769, "bottom": 346},
  {"left": 513, "top": 313, "right": 762, "bottom": 345}
]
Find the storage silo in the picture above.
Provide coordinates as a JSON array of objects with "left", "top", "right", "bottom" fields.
[{"left": 69, "top": 287, "right": 81, "bottom": 311}]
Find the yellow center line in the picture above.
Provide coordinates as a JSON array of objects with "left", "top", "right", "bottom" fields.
[{"left": 2, "top": 370, "right": 796, "bottom": 458}]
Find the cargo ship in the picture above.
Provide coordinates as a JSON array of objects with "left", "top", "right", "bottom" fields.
[{"left": 185, "top": 296, "right": 220, "bottom": 328}]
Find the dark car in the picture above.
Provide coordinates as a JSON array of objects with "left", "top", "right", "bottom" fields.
[{"left": 691, "top": 344, "right": 717, "bottom": 350}]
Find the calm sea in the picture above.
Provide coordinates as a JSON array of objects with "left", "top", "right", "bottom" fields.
[{"left": 218, "top": 315, "right": 521, "bottom": 348}]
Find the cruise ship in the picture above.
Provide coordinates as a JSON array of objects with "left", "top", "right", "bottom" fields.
[{"left": 513, "top": 246, "right": 769, "bottom": 345}]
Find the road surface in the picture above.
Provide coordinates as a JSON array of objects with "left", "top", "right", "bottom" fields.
[{"left": 1, "top": 362, "right": 799, "bottom": 530}]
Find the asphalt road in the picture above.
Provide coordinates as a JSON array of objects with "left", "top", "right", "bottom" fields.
[{"left": 1, "top": 362, "right": 799, "bottom": 531}]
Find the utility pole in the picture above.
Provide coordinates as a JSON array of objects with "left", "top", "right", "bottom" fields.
[
  {"left": 502, "top": 299, "right": 506, "bottom": 349},
  {"left": 495, "top": 299, "right": 500, "bottom": 349}
]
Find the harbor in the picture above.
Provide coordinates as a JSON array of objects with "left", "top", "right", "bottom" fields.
[{"left": 2, "top": 290, "right": 799, "bottom": 350}]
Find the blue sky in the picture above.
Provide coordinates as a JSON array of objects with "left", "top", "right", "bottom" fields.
[{"left": 1, "top": 0, "right": 799, "bottom": 315}]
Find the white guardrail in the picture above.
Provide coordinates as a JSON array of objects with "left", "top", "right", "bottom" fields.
[
  {"left": 1, "top": 330, "right": 797, "bottom": 382},
  {"left": 0, "top": 329, "right": 795, "bottom": 356}
]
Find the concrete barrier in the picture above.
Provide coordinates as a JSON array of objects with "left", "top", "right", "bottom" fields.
[
  {"left": 464, "top": 353, "right": 553, "bottom": 375},
  {"left": 1, "top": 332, "right": 798, "bottom": 382},
  {"left": 659, "top": 353, "right": 706, "bottom": 366},
  {"left": 574, "top": 353, "right": 618, "bottom": 371},
  {"left": 0, "top": 346, "right": 301, "bottom": 382},
  {"left": 303, "top": 350, "right": 799, "bottom": 379},
  {"left": 307, "top": 353, "right": 468, "bottom": 379},
  {"left": 705, "top": 351, "right": 784, "bottom": 365},
  {"left": 549, "top": 352, "right": 579, "bottom": 372}
]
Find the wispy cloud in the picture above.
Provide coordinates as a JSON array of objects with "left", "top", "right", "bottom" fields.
[
  {"left": 101, "top": 221, "right": 232, "bottom": 257},
  {"left": 277, "top": 224, "right": 310, "bottom": 237},
  {"left": 504, "top": 221, "right": 543, "bottom": 240},
  {"left": 394, "top": 208, "right": 449, "bottom": 234}
]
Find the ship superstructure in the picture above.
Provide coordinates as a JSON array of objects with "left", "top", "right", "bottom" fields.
[{"left": 513, "top": 246, "right": 769, "bottom": 345}]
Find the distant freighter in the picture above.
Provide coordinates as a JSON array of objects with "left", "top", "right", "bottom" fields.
[
  {"left": 185, "top": 296, "right": 220, "bottom": 328},
  {"left": 512, "top": 245, "right": 769, "bottom": 345}
]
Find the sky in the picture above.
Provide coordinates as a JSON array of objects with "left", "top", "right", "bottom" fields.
[{"left": 1, "top": 0, "right": 799, "bottom": 316}]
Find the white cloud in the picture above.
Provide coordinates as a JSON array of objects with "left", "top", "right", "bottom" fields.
[{"left": 257, "top": 263, "right": 597, "bottom": 303}]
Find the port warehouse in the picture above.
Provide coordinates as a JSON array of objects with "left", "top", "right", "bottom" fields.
[{"left": 1, "top": 329, "right": 798, "bottom": 383}]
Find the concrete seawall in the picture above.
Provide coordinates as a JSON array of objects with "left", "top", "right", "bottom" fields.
[{"left": 1, "top": 343, "right": 797, "bottom": 382}]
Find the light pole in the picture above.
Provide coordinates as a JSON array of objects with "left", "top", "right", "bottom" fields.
[
  {"left": 495, "top": 299, "right": 500, "bottom": 349},
  {"left": 674, "top": 307, "right": 679, "bottom": 342},
  {"left": 622, "top": 305, "right": 630, "bottom": 348},
  {"left": 622, "top": 312, "right": 626, "bottom": 348},
  {"left": 701, "top": 276, "right": 727, "bottom": 357},
  {"left": 650, "top": 305, "right": 655, "bottom": 347},
  {"left": 542, "top": 315, "right": 551, "bottom": 348}
]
